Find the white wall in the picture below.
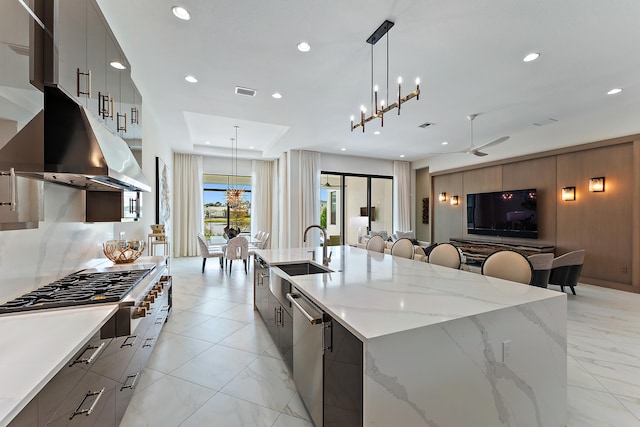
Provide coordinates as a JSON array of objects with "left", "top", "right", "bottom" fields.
[{"left": 320, "top": 153, "right": 394, "bottom": 176}]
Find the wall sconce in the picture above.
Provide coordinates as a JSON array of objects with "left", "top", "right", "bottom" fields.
[
  {"left": 589, "top": 177, "right": 605, "bottom": 192},
  {"left": 450, "top": 195, "right": 459, "bottom": 205},
  {"left": 439, "top": 192, "right": 447, "bottom": 202},
  {"left": 562, "top": 186, "right": 576, "bottom": 201}
]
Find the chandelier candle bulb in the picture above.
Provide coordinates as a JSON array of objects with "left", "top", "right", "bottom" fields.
[
  {"left": 361, "top": 106, "right": 366, "bottom": 132},
  {"left": 380, "top": 99, "right": 385, "bottom": 127},
  {"left": 350, "top": 115, "right": 355, "bottom": 131},
  {"left": 416, "top": 77, "right": 420, "bottom": 100},
  {"left": 374, "top": 86, "right": 378, "bottom": 114}
]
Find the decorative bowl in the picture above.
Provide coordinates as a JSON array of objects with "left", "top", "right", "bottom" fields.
[{"left": 103, "top": 240, "right": 146, "bottom": 264}]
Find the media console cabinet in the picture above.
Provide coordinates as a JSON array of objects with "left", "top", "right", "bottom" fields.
[{"left": 450, "top": 238, "right": 555, "bottom": 264}]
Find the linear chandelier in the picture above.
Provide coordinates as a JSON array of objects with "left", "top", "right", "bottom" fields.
[
  {"left": 226, "top": 126, "right": 245, "bottom": 208},
  {"left": 350, "top": 20, "right": 420, "bottom": 132}
]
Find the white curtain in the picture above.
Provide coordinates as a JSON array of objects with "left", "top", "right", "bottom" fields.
[
  {"left": 296, "top": 151, "right": 321, "bottom": 247},
  {"left": 270, "top": 158, "right": 281, "bottom": 249},
  {"left": 173, "top": 153, "right": 203, "bottom": 257},
  {"left": 278, "top": 152, "right": 289, "bottom": 249},
  {"left": 251, "top": 160, "right": 276, "bottom": 245},
  {"left": 393, "top": 160, "right": 411, "bottom": 232}
]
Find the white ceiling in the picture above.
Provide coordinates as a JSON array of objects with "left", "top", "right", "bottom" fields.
[{"left": 97, "top": 0, "right": 640, "bottom": 172}]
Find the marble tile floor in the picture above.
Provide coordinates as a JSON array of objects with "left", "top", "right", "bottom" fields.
[{"left": 121, "top": 257, "right": 640, "bottom": 426}]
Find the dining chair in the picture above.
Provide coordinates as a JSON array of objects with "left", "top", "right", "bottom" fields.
[
  {"left": 225, "top": 236, "right": 249, "bottom": 274},
  {"left": 413, "top": 246, "right": 428, "bottom": 262},
  {"left": 549, "top": 249, "right": 585, "bottom": 295},
  {"left": 428, "top": 243, "right": 462, "bottom": 269},
  {"left": 366, "top": 235, "right": 385, "bottom": 253},
  {"left": 391, "top": 238, "right": 414, "bottom": 259},
  {"left": 481, "top": 250, "right": 532, "bottom": 284},
  {"left": 527, "top": 253, "right": 554, "bottom": 287},
  {"left": 196, "top": 232, "right": 224, "bottom": 273}
]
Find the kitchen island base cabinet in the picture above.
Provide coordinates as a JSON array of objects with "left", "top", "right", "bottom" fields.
[{"left": 324, "top": 320, "right": 363, "bottom": 427}]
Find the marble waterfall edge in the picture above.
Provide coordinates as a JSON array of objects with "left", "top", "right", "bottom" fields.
[{"left": 364, "top": 296, "right": 567, "bottom": 427}]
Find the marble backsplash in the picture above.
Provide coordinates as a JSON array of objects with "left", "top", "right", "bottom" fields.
[{"left": 0, "top": 183, "right": 113, "bottom": 303}]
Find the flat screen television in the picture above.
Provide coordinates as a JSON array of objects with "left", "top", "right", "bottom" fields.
[{"left": 466, "top": 189, "right": 538, "bottom": 239}]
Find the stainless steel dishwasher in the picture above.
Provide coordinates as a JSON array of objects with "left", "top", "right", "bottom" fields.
[{"left": 286, "top": 291, "right": 327, "bottom": 427}]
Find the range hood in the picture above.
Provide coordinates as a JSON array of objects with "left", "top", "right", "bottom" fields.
[{"left": 0, "top": 87, "right": 150, "bottom": 192}]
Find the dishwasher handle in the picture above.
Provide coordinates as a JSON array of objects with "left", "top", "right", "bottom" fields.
[{"left": 286, "top": 293, "right": 323, "bottom": 325}]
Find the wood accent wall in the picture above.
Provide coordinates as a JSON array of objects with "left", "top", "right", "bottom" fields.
[{"left": 430, "top": 137, "right": 637, "bottom": 292}]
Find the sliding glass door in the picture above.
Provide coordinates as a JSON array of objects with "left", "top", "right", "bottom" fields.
[{"left": 320, "top": 172, "right": 393, "bottom": 246}]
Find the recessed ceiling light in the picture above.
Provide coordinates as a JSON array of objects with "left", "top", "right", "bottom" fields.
[
  {"left": 272, "top": 92, "right": 282, "bottom": 99},
  {"left": 523, "top": 52, "right": 540, "bottom": 62},
  {"left": 340, "top": 148, "right": 346, "bottom": 151},
  {"left": 297, "top": 42, "right": 310, "bottom": 52},
  {"left": 172, "top": 6, "right": 191, "bottom": 20},
  {"left": 204, "top": 141, "right": 210, "bottom": 145},
  {"left": 399, "top": 154, "right": 405, "bottom": 158},
  {"left": 185, "top": 75, "right": 198, "bottom": 83},
  {"left": 373, "top": 131, "right": 381, "bottom": 135},
  {"left": 607, "top": 88, "right": 623, "bottom": 95},
  {"left": 442, "top": 141, "right": 448, "bottom": 145},
  {"left": 109, "top": 61, "right": 126, "bottom": 70},
  {"left": 249, "top": 145, "right": 254, "bottom": 149}
]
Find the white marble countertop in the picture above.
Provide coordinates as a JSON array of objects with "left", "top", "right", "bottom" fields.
[
  {"left": 257, "top": 245, "right": 565, "bottom": 341},
  {"left": 0, "top": 256, "right": 167, "bottom": 425},
  {"left": 0, "top": 305, "right": 118, "bottom": 425}
]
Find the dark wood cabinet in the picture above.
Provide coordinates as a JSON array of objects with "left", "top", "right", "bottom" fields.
[{"left": 324, "top": 319, "right": 363, "bottom": 426}]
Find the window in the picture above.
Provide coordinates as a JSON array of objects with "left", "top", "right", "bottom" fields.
[{"left": 203, "top": 174, "right": 252, "bottom": 241}]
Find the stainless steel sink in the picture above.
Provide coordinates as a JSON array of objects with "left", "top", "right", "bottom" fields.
[{"left": 276, "top": 262, "right": 332, "bottom": 276}]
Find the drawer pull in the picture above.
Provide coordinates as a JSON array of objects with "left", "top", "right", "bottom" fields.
[
  {"left": 70, "top": 342, "right": 105, "bottom": 366},
  {"left": 160, "top": 305, "right": 170, "bottom": 312},
  {"left": 69, "top": 387, "right": 104, "bottom": 419},
  {"left": 154, "top": 317, "right": 165, "bottom": 325},
  {"left": 120, "top": 372, "right": 140, "bottom": 391},
  {"left": 143, "top": 337, "right": 154, "bottom": 348},
  {"left": 121, "top": 335, "right": 137, "bottom": 348}
]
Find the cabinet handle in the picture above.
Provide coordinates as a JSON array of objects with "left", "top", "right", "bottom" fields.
[
  {"left": 143, "top": 337, "right": 154, "bottom": 348},
  {"left": 117, "top": 113, "right": 127, "bottom": 132},
  {"left": 98, "top": 92, "right": 113, "bottom": 119},
  {"left": 120, "top": 372, "right": 140, "bottom": 391},
  {"left": 274, "top": 307, "right": 278, "bottom": 326},
  {"left": 131, "top": 107, "right": 139, "bottom": 124},
  {"left": 258, "top": 272, "right": 268, "bottom": 285},
  {"left": 154, "top": 316, "right": 165, "bottom": 325},
  {"left": 69, "top": 342, "right": 105, "bottom": 366},
  {"left": 121, "top": 335, "right": 137, "bottom": 348},
  {"left": 109, "top": 97, "right": 114, "bottom": 119},
  {"left": 69, "top": 387, "right": 104, "bottom": 419},
  {"left": 76, "top": 68, "right": 91, "bottom": 97},
  {"left": 0, "top": 168, "right": 16, "bottom": 211}
]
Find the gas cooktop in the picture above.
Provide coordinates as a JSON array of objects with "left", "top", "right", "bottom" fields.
[{"left": 0, "top": 267, "right": 154, "bottom": 314}]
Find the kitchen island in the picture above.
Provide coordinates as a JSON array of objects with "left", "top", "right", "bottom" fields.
[{"left": 255, "top": 245, "right": 567, "bottom": 427}]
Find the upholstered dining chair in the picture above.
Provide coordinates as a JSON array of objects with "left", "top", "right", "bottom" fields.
[
  {"left": 481, "top": 250, "right": 533, "bottom": 284},
  {"left": 428, "top": 243, "right": 462, "bottom": 269},
  {"left": 549, "top": 249, "right": 585, "bottom": 295},
  {"left": 366, "top": 235, "right": 386, "bottom": 253},
  {"left": 527, "top": 253, "right": 554, "bottom": 288},
  {"left": 413, "top": 246, "right": 428, "bottom": 262},
  {"left": 196, "top": 232, "right": 224, "bottom": 273},
  {"left": 225, "top": 236, "right": 249, "bottom": 274},
  {"left": 391, "top": 238, "right": 414, "bottom": 259},
  {"left": 249, "top": 232, "right": 271, "bottom": 260}
]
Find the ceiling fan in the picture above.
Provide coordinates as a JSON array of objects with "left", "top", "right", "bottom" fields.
[{"left": 435, "top": 114, "right": 510, "bottom": 157}]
